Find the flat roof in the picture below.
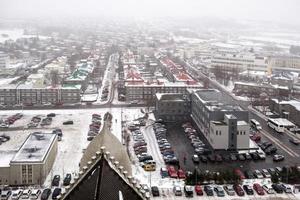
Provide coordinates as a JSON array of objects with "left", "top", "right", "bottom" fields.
[
  {"left": 11, "top": 133, "right": 56, "bottom": 163},
  {"left": 268, "top": 118, "right": 295, "bottom": 127},
  {"left": 0, "top": 151, "right": 16, "bottom": 167}
]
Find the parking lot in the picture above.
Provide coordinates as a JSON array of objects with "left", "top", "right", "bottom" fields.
[{"left": 165, "top": 122, "right": 298, "bottom": 174}]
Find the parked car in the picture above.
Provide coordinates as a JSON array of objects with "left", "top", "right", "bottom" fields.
[
  {"left": 243, "top": 185, "right": 254, "bottom": 195},
  {"left": 253, "top": 183, "right": 265, "bottom": 195},
  {"left": 244, "top": 170, "right": 255, "bottom": 179},
  {"left": 289, "top": 138, "right": 300, "bottom": 145},
  {"left": 223, "top": 185, "right": 235, "bottom": 196},
  {"left": 204, "top": 185, "right": 214, "bottom": 196},
  {"left": 254, "top": 170, "right": 264, "bottom": 179},
  {"left": 21, "top": 189, "right": 31, "bottom": 199},
  {"left": 233, "top": 184, "right": 244, "bottom": 196},
  {"left": 63, "top": 120, "right": 73, "bottom": 125},
  {"left": 230, "top": 154, "right": 237, "bottom": 161},
  {"left": 184, "top": 186, "right": 193, "bottom": 197},
  {"left": 30, "top": 189, "right": 41, "bottom": 199},
  {"left": 272, "top": 184, "right": 284, "bottom": 193},
  {"left": 0, "top": 190, "right": 11, "bottom": 200},
  {"left": 265, "top": 146, "right": 277, "bottom": 155},
  {"left": 151, "top": 186, "right": 160, "bottom": 197},
  {"left": 11, "top": 190, "right": 22, "bottom": 200},
  {"left": 195, "top": 185, "right": 203, "bottom": 196},
  {"left": 160, "top": 167, "right": 168, "bottom": 178},
  {"left": 200, "top": 155, "right": 208, "bottom": 163},
  {"left": 192, "top": 154, "right": 200, "bottom": 163},
  {"left": 63, "top": 173, "right": 72, "bottom": 186},
  {"left": 261, "top": 169, "right": 271, "bottom": 178},
  {"left": 177, "top": 169, "right": 186, "bottom": 179},
  {"left": 51, "top": 188, "right": 61, "bottom": 199},
  {"left": 262, "top": 184, "right": 275, "bottom": 194},
  {"left": 273, "top": 154, "right": 285, "bottom": 161},
  {"left": 167, "top": 166, "right": 178, "bottom": 178},
  {"left": 173, "top": 186, "right": 182, "bottom": 196},
  {"left": 281, "top": 184, "right": 293, "bottom": 193},
  {"left": 41, "top": 189, "right": 51, "bottom": 200},
  {"left": 47, "top": 113, "right": 56, "bottom": 117},
  {"left": 52, "top": 175, "right": 60, "bottom": 186},
  {"left": 214, "top": 186, "right": 225, "bottom": 197}
]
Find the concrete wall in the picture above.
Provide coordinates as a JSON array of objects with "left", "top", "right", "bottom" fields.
[
  {"left": 209, "top": 122, "right": 228, "bottom": 149},
  {"left": 237, "top": 124, "right": 250, "bottom": 149},
  {"left": 0, "top": 166, "right": 10, "bottom": 185}
]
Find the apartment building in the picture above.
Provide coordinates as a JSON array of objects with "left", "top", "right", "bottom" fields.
[
  {"left": 0, "top": 86, "right": 81, "bottom": 106},
  {"left": 211, "top": 53, "right": 267, "bottom": 71},
  {"left": 154, "top": 93, "right": 191, "bottom": 121},
  {"left": 269, "top": 56, "right": 300, "bottom": 71},
  {"left": 189, "top": 89, "right": 250, "bottom": 150},
  {"left": 233, "top": 82, "right": 290, "bottom": 98},
  {"left": 0, "top": 51, "right": 9, "bottom": 68},
  {"left": 0, "top": 133, "right": 58, "bottom": 185}
]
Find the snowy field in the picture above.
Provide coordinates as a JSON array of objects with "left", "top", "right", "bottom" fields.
[{"left": 0, "top": 107, "right": 143, "bottom": 188}]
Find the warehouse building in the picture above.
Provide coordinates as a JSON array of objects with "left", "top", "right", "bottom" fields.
[{"left": 0, "top": 132, "right": 57, "bottom": 185}]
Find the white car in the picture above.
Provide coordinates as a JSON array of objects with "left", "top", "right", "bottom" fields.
[
  {"left": 262, "top": 185, "right": 275, "bottom": 194},
  {"left": 21, "top": 189, "right": 31, "bottom": 199},
  {"left": 173, "top": 186, "right": 182, "bottom": 196},
  {"left": 261, "top": 169, "right": 271, "bottom": 178},
  {"left": 0, "top": 123, "right": 8, "bottom": 128},
  {"left": 30, "top": 189, "right": 41, "bottom": 199},
  {"left": 281, "top": 184, "right": 293, "bottom": 193},
  {"left": 11, "top": 190, "right": 23, "bottom": 200},
  {"left": 254, "top": 170, "right": 264, "bottom": 179}
]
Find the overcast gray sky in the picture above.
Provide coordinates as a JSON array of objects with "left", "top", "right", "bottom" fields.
[{"left": 0, "top": 0, "right": 299, "bottom": 24}]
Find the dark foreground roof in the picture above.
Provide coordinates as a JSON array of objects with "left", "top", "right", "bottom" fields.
[{"left": 62, "top": 155, "right": 144, "bottom": 200}]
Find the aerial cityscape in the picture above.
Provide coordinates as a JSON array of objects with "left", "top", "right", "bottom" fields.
[{"left": 1, "top": 0, "right": 300, "bottom": 199}]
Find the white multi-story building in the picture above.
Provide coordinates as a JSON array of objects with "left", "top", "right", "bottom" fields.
[
  {"left": 268, "top": 55, "right": 300, "bottom": 71},
  {"left": 210, "top": 53, "right": 268, "bottom": 71},
  {"left": 190, "top": 89, "right": 250, "bottom": 150},
  {"left": 0, "top": 51, "right": 9, "bottom": 68}
]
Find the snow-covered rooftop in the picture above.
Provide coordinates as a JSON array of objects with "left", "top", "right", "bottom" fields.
[{"left": 11, "top": 133, "right": 57, "bottom": 163}]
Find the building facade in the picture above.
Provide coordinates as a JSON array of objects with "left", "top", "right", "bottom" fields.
[
  {"left": 0, "top": 87, "right": 81, "bottom": 106},
  {"left": 269, "top": 99, "right": 300, "bottom": 127},
  {"left": 269, "top": 56, "right": 300, "bottom": 71},
  {"left": 190, "top": 89, "right": 250, "bottom": 150},
  {"left": 0, "top": 51, "right": 9, "bottom": 68},
  {"left": 154, "top": 93, "right": 191, "bottom": 121},
  {"left": 125, "top": 84, "right": 201, "bottom": 102},
  {"left": 0, "top": 133, "right": 58, "bottom": 186}
]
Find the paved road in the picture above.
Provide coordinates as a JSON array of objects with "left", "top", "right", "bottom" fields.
[{"left": 182, "top": 60, "right": 300, "bottom": 168}]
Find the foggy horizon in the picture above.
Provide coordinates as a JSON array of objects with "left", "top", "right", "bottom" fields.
[{"left": 1, "top": 0, "right": 300, "bottom": 26}]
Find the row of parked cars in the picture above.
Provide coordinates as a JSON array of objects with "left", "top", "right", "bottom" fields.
[
  {"left": 182, "top": 122, "right": 210, "bottom": 156},
  {"left": 0, "top": 186, "right": 62, "bottom": 200},
  {"left": 130, "top": 125, "right": 156, "bottom": 172},
  {"left": 87, "top": 114, "right": 102, "bottom": 141},
  {"left": 27, "top": 113, "right": 56, "bottom": 128},
  {"left": 170, "top": 182, "right": 294, "bottom": 198},
  {"left": 153, "top": 122, "right": 179, "bottom": 166},
  {"left": 0, "top": 113, "right": 23, "bottom": 128}
]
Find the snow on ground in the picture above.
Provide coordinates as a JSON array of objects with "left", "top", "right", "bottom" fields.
[
  {"left": 0, "top": 108, "right": 142, "bottom": 188},
  {"left": 0, "top": 77, "right": 20, "bottom": 85}
]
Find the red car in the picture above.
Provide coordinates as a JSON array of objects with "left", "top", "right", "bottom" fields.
[
  {"left": 234, "top": 169, "right": 246, "bottom": 180},
  {"left": 167, "top": 166, "right": 178, "bottom": 178},
  {"left": 177, "top": 169, "right": 186, "bottom": 179},
  {"left": 250, "top": 134, "right": 261, "bottom": 142},
  {"left": 233, "top": 184, "right": 245, "bottom": 196},
  {"left": 195, "top": 185, "right": 203, "bottom": 196},
  {"left": 253, "top": 183, "right": 265, "bottom": 195}
]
